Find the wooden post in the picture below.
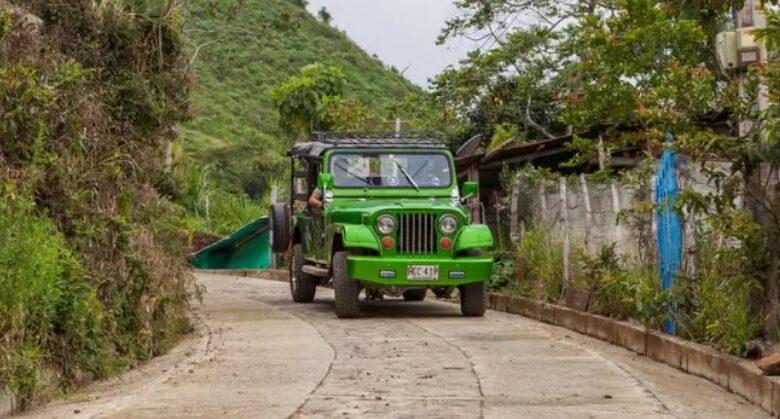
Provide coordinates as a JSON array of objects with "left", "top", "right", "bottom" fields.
[
  {"left": 469, "top": 165, "right": 481, "bottom": 223},
  {"left": 597, "top": 135, "right": 608, "bottom": 171}
]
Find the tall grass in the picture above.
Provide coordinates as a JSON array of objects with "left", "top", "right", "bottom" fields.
[
  {"left": 170, "top": 148, "right": 267, "bottom": 237},
  {"left": 0, "top": 194, "right": 109, "bottom": 406},
  {"left": 673, "top": 235, "right": 762, "bottom": 356},
  {"left": 1, "top": 0, "right": 196, "bottom": 406},
  {"left": 510, "top": 225, "right": 565, "bottom": 302}
]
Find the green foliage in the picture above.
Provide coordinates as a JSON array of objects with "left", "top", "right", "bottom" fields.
[
  {"left": 577, "top": 243, "right": 666, "bottom": 325},
  {"left": 318, "top": 96, "right": 379, "bottom": 132},
  {"left": 270, "top": 63, "right": 346, "bottom": 135},
  {"left": 317, "top": 7, "right": 332, "bottom": 24},
  {"left": 168, "top": 144, "right": 267, "bottom": 236},
  {"left": 1, "top": 0, "right": 195, "bottom": 404},
  {"left": 487, "top": 124, "right": 523, "bottom": 151},
  {"left": 488, "top": 258, "right": 515, "bottom": 292},
  {"left": 441, "top": 0, "right": 778, "bottom": 350},
  {"left": 559, "top": 0, "right": 713, "bottom": 141},
  {"left": 0, "top": 191, "right": 109, "bottom": 406},
  {"left": 511, "top": 225, "right": 565, "bottom": 302},
  {"left": 184, "top": 0, "right": 420, "bottom": 197},
  {"left": 672, "top": 232, "right": 763, "bottom": 355},
  {"left": 753, "top": 8, "right": 780, "bottom": 53}
]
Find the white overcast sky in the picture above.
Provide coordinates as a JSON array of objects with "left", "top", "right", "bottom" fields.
[{"left": 306, "top": 0, "right": 480, "bottom": 88}]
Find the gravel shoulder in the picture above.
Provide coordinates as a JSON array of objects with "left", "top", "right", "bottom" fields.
[{"left": 22, "top": 273, "right": 768, "bottom": 418}]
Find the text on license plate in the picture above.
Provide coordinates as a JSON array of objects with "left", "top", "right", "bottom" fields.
[{"left": 407, "top": 265, "right": 439, "bottom": 280}]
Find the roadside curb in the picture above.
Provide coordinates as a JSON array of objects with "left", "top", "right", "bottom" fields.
[
  {"left": 488, "top": 293, "right": 780, "bottom": 416},
  {"left": 193, "top": 269, "right": 289, "bottom": 283},
  {"left": 1, "top": 388, "right": 14, "bottom": 417}
]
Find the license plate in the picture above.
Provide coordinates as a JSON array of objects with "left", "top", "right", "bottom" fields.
[{"left": 407, "top": 265, "right": 439, "bottom": 280}]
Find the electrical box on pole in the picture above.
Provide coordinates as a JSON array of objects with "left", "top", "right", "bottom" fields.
[{"left": 716, "top": 28, "right": 764, "bottom": 73}]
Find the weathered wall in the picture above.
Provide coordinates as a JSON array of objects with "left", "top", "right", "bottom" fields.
[{"left": 497, "top": 160, "right": 723, "bottom": 277}]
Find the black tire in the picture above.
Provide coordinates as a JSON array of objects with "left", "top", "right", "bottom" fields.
[
  {"left": 290, "top": 244, "right": 317, "bottom": 303},
  {"left": 432, "top": 287, "right": 455, "bottom": 299},
  {"left": 402, "top": 288, "right": 427, "bottom": 301},
  {"left": 460, "top": 282, "right": 486, "bottom": 316},
  {"left": 459, "top": 249, "right": 486, "bottom": 316},
  {"left": 333, "top": 251, "right": 360, "bottom": 318},
  {"left": 270, "top": 203, "right": 290, "bottom": 253}
]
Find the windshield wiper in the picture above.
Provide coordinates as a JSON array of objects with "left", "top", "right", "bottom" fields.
[
  {"left": 393, "top": 158, "right": 419, "bottom": 191},
  {"left": 335, "top": 163, "right": 370, "bottom": 186}
]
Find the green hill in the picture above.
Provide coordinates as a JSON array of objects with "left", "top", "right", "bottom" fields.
[{"left": 183, "top": 0, "right": 421, "bottom": 197}]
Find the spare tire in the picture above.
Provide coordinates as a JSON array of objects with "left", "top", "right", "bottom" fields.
[{"left": 270, "top": 203, "right": 290, "bottom": 253}]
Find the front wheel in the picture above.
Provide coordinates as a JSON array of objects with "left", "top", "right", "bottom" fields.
[
  {"left": 459, "top": 282, "right": 486, "bottom": 317},
  {"left": 333, "top": 251, "right": 361, "bottom": 318},
  {"left": 290, "top": 244, "right": 317, "bottom": 303},
  {"left": 402, "top": 288, "right": 427, "bottom": 301}
]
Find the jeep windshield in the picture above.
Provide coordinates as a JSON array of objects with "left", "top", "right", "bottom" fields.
[{"left": 329, "top": 152, "right": 452, "bottom": 189}]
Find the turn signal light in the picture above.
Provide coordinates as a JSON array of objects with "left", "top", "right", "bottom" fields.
[
  {"left": 440, "top": 237, "right": 452, "bottom": 250},
  {"left": 381, "top": 236, "right": 394, "bottom": 249}
]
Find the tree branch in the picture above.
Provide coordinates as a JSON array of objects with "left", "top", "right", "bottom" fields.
[{"left": 524, "top": 96, "right": 555, "bottom": 139}]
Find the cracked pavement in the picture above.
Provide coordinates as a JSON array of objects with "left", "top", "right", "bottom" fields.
[{"left": 23, "top": 273, "right": 768, "bottom": 418}]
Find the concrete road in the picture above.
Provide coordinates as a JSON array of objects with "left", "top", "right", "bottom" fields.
[{"left": 25, "top": 273, "right": 767, "bottom": 418}]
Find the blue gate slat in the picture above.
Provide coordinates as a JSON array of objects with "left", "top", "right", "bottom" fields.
[{"left": 655, "top": 132, "right": 682, "bottom": 335}]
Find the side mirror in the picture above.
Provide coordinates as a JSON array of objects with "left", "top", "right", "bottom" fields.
[
  {"left": 461, "top": 181, "right": 479, "bottom": 200},
  {"left": 317, "top": 173, "right": 334, "bottom": 191}
]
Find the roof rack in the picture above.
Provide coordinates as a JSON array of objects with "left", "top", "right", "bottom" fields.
[
  {"left": 289, "top": 132, "right": 450, "bottom": 159},
  {"left": 311, "top": 131, "right": 449, "bottom": 144}
]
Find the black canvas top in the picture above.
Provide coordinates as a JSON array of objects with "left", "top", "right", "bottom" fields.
[{"left": 288, "top": 132, "right": 449, "bottom": 159}]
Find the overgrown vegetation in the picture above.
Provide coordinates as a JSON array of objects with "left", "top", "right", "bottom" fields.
[
  {"left": 1, "top": 0, "right": 196, "bottom": 406},
  {"left": 183, "top": 0, "right": 421, "bottom": 198},
  {"left": 433, "top": 0, "right": 780, "bottom": 355}
]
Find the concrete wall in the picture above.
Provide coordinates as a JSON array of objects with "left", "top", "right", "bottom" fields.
[
  {"left": 502, "top": 160, "right": 724, "bottom": 276},
  {"left": 508, "top": 174, "right": 654, "bottom": 262}
]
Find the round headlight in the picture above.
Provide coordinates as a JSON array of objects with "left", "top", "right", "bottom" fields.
[
  {"left": 438, "top": 214, "right": 459, "bottom": 235},
  {"left": 376, "top": 215, "right": 396, "bottom": 235}
]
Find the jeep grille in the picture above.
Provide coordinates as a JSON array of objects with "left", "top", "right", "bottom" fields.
[{"left": 397, "top": 213, "right": 437, "bottom": 254}]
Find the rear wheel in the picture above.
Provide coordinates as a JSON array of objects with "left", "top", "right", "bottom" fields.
[
  {"left": 402, "top": 288, "right": 427, "bottom": 301},
  {"left": 333, "top": 251, "right": 361, "bottom": 318},
  {"left": 290, "top": 244, "right": 317, "bottom": 303}
]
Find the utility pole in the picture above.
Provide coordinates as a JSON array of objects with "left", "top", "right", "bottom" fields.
[{"left": 735, "top": 1, "right": 779, "bottom": 341}]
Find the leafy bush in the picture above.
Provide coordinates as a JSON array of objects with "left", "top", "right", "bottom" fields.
[
  {"left": 0, "top": 0, "right": 196, "bottom": 406},
  {"left": 0, "top": 192, "right": 109, "bottom": 406},
  {"left": 511, "top": 225, "right": 564, "bottom": 302},
  {"left": 672, "top": 234, "right": 763, "bottom": 356},
  {"left": 577, "top": 243, "right": 666, "bottom": 325}
]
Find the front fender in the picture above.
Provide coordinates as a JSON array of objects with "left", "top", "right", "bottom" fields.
[
  {"left": 339, "top": 224, "right": 380, "bottom": 251},
  {"left": 454, "top": 224, "right": 494, "bottom": 252}
]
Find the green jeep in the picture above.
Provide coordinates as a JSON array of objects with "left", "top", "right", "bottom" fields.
[{"left": 269, "top": 133, "right": 494, "bottom": 318}]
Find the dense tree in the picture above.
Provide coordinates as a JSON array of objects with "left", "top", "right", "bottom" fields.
[
  {"left": 318, "top": 6, "right": 332, "bottom": 24},
  {"left": 434, "top": 0, "right": 780, "bottom": 345}
]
